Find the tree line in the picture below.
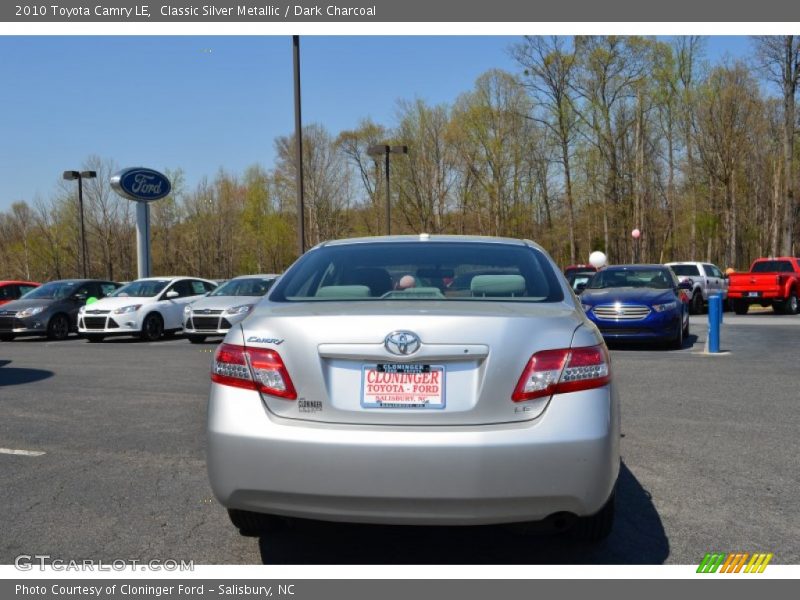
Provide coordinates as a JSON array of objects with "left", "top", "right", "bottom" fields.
[{"left": 1, "top": 35, "right": 799, "bottom": 283}]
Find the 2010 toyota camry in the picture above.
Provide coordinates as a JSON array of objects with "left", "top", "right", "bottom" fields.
[{"left": 207, "top": 235, "right": 619, "bottom": 541}]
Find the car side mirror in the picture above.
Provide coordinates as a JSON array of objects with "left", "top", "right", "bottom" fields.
[
  {"left": 73, "top": 293, "right": 88, "bottom": 302},
  {"left": 575, "top": 283, "right": 588, "bottom": 294},
  {"left": 165, "top": 290, "right": 179, "bottom": 299},
  {"left": 678, "top": 281, "right": 693, "bottom": 291}
]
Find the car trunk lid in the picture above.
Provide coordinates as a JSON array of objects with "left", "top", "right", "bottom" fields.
[{"left": 239, "top": 301, "right": 584, "bottom": 426}]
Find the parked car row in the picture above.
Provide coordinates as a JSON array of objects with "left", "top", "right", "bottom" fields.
[
  {"left": 562, "top": 255, "right": 800, "bottom": 350},
  {"left": 0, "top": 274, "right": 279, "bottom": 342}
]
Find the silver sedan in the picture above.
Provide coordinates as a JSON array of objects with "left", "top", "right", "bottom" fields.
[
  {"left": 207, "top": 235, "right": 619, "bottom": 541},
  {"left": 183, "top": 274, "right": 279, "bottom": 343}
]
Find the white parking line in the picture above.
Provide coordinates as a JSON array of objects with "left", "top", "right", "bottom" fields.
[{"left": 0, "top": 448, "right": 46, "bottom": 457}]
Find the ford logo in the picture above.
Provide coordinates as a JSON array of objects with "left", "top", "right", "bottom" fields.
[
  {"left": 385, "top": 331, "right": 421, "bottom": 356},
  {"left": 110, "top": 167, "right": 171, "bottom": 203}
]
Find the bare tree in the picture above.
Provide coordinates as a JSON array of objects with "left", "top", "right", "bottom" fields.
[
  {"left": 754, "top": 36, "right": 800, "bottom": 255},
  {"left": 513, "top": 36, "right": 580, "bottom": 262}
]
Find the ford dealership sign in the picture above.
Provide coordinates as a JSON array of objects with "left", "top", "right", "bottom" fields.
[{"left": 110, "top": 167, "right": 171, "bottom": 203}]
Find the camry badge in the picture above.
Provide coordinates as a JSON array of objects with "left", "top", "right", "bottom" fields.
[
  {"left": 385, "top": 331, "right": 421, "bottom": 356},
  {"left": 246, "top": 336, "right": 284, "bottom": 345}
]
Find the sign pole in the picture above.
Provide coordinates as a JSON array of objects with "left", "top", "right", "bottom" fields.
[{"left": 135, "top": 202, "right": 151, "bottom": 279}]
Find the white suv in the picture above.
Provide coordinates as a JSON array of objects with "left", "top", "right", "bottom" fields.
[
  {"left": 665, "top": 262, "right": 727, "bottom": 314},
  {"left": 78, "top": 276, "right": 217, "bottom": 342}
]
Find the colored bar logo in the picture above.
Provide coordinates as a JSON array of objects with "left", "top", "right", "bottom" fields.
[{"left": 697, "top": 552, "right": 773, "bottom": 573}]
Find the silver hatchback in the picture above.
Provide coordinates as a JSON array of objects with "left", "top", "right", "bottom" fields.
[{"left": 207, "top": 236, "right": 619, "bottom": 541}]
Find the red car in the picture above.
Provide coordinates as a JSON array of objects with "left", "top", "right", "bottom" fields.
[{"left": 0, "top": 281, "right": 40, "bottom": 306}]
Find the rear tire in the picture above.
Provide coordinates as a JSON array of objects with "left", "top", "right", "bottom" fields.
[
  {"left": 0, "top": 333, "right": 15, "bottom": 342},
  {"left": 187, "top": 334, "right": 206, "bottom": 344},
  {"left": 732, "top": 299, "right": 749, "bottom": 315},
  {"left": 140, "top": 313, "right": 164, "bottom": 342},
  {"left": 227, "top": 509, "right": 290, "bottom": 537},
  {"left": 690, "top": 291, "right": 704, "bottom": 315},
  {"left": 570, "top": 492, "right": 615, "bottom": 543},
  {"left": 85, "top": 334, "right": 104, "bottom": 343},
  {"left": 47, "top": 314, "right": 70, "bottom": 341},
  {"left": 784, "top": 291, "right": 799, "bottom": 315}
]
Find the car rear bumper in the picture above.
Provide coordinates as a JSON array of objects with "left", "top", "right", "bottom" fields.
[
  {"left": 728, "top": 290, "right": 782, "bottom": 300},
  {"left": 207, "top": 384, "right": 620, "bottom": 525}
]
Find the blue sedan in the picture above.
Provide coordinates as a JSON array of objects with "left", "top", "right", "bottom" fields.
[{"left": 580, "top": 265, "right": 691, "bottom": 349}]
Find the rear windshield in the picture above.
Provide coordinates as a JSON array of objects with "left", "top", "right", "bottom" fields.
[
  {"left": 210, "top": 277, "right": 276, "bottom": 297},
  {"left": 752, "top": 260, "right": 794, "bottom": 273},
  {"left": 588, "top": 268, "right": 674, "bottom": 290},
  {"left": 21, "top": 281, "right": 79, "bottom": 300},
  {"left": 112, "top": 280, "right": 169, "bottom": 298},
  {"left": 270, "top": 242, "right": 564, "bottom": 303},
  {"left": 669, "top": 264, "right": 700, "bottom": 277}
]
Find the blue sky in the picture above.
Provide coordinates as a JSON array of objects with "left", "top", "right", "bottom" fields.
[{"left": 0, "top": 35, "right": 753, "bottom": 212}]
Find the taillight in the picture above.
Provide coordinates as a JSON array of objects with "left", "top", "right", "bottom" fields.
[
  {"left": 512, "top": 344, "right": 611, "bottom": 402},
  {"left": 211, "top": 343, "right": 297, "bottom": 400}
]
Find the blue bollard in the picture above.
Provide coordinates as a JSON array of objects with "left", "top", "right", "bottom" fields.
[{"left": 708, "top": 294, "right": 721, "bottom": 353}]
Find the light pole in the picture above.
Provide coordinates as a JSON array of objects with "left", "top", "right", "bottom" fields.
[
  {"left": 63, "top": 170, "right": 96, "bottom": 278},
  {"left": 293, "top": 35, "right": 305, "bottom": 255},
  {"left": 367, "top": 144, "right": 408, "bottom": 235}
]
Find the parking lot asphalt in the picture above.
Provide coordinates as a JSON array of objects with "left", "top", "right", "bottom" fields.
[{"left": 1, "top": 314, "right": 799, "bottom": 565}]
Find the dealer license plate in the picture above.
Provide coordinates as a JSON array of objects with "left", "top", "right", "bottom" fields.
[
  {"left": 361, "top": 363, "right": 445, "bottom": 409},
  {"left": 746, "top": 292, "right": 761, "bottom": 298}
]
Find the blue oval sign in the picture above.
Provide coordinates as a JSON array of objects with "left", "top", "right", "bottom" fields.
[{"left": 110, "top": 167, "right": 171, "bottom": 203}]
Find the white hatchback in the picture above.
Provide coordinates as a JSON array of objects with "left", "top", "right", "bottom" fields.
[{"left": 78, "top": 276, "right": 217, "bottom": 342}]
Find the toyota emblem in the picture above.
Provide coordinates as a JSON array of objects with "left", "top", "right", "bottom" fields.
[{"left": 385, "top": 331, "right": 421, "bottom": 356}]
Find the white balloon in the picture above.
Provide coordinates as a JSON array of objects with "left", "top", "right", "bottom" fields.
[{"left": 589, "top": 251, "right": 607, "bottom": 269}]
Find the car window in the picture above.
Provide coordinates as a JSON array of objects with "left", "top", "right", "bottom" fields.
[
  {"left": 0, "top": 286, "right": 14, "bottom": 300},
  {"left": 113, "top": 280, "right": 169, "bottom": 297},
  {"left": 203, "top": 281, "right": 217, "bottom": 293},
  {"left": 73, "top": 284, "right": 95, "bottom": 297},
  {"left": 589, "top": 268, "right": 674, "bottom": 290},
  {"left": 270, "top": 242, "right": 564, "bottom": 303},
  {"left": 166, "top": 280, "right": 193, "bottom": 298},
  {"left": 669, "top": 264, "right": 700, "bottom": 277},
  {"left": 19, "top": 285, "right": 37, "bottom": 296},
  {"left": 210, "top": 278, "right": 275, "bottom": 297},
  {"left": 571, "top": 275, "right": 593, "bottom": 290},
  {"left": 752, "top": 260, "right": 792, "bottom": 273},
  {"left": 22, "top": 281, "right": 80, "bottom": 300},
  {"left": 189, "top": 280, "right": 208, "bottom": 295},
  {"left": 99, "top": 283, "right": 119, "bottom": 297}
]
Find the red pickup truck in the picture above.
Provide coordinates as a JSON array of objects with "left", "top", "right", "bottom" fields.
[{"left": 727, "top": 257, "right": 800, "bottom": 315}]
